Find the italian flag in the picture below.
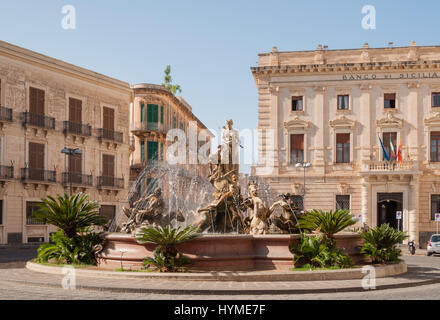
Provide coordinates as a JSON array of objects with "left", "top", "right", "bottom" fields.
[{"left": 390, "top": 136, "right": 396, "bottom": 161}]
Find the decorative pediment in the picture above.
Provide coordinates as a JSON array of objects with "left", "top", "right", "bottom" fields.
[
  {"left": 284, "top": 116, "right": 311, "bottom": 131},
  {"left": 338, "top": 183, "right": 350, "bottom": 194},
  {"left": 376, "top": 112, "right": 403, "bottom": 129},
  {"left": 329, "top": 115, "right": 357, "bottom": 130},
  {"left": 424, "top": 113, "right": 440, "bottom": 128}
]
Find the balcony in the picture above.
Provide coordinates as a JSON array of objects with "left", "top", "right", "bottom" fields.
[
  {"left": 97, "top": 128, "right": 123, "bottom": 143},
  {"left": 130, "top": 122, "right": 168, "bottom": 135},
  {"left": 22, "top": 112, "right": 55, "bottom": 130},
  {"left": 360, "top": 160, "right": 419, "bottom": 175},
  {"left": 0, "top": 106, "right": 12, "bottom": 122},
  {"left": 63, "top": 121, "right": 92, "bottom": 137},
  {"left": 97, "top": 176, "right": 124, "bottom": 189},
  {"left": 21, "top": 168, "right": 56, "bottom": 183},
  {"left": 62, "top": 172, "right": 93, "bottom": 187},
  {"left": 0, "top": 165, "right": 13, "bottom": 179}
]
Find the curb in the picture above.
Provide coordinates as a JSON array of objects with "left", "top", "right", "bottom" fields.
[
  {"left": 4, "top": 273, "right": 440, "bottom": 296},
  {"left": 26, "top": 261, "right": 407, "bottom": 282}
]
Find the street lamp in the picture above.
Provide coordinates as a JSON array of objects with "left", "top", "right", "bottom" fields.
[
  {"left": 61, "top": 147, "right": 82, "bottom": 196},
  {"left": 295, "top": 162, "right": 312, "bottom": 210}
]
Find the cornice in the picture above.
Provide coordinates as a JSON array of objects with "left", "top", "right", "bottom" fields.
[{"left": 376, "top": 112, "right": 404, "bottom": 129}]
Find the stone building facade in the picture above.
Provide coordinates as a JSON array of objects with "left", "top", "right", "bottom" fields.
[
  {"left": 129, "top": 83, "right": 211, "bottom": 184},
  {"left": 0, "top": 40, "right": 132, "bottom": 244},
  {"left": 252, "top": 42, "right": 440, "bottom": 246}
]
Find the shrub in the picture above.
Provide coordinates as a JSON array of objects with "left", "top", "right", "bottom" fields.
[
  {"left": 290, "top": 233, "right": 352, "bottom": 269},
  {"left": 299, "top": 209, "right": 357, "bottom": 239},
  {"left": 136, "top": 225, "right": 199, "bottom": 272},
  {"left": 32, "top": 193, "right": 107, "bottom": 238},
  {"left": 360, "top": 224, "right": 407, "bottom": 264},
  {"left": 36, "top": 230, "right": 103, "bottom": 265}
]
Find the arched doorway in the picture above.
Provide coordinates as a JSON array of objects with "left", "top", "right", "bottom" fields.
[{"left": 377, "top": 193, "right": 403, "bottom": 230}]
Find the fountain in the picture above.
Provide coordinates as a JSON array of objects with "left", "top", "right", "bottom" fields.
[{"left": 98, "top": 120, "right": 364, "bottom": 271}]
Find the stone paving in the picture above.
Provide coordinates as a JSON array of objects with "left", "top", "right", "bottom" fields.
[{"left": 0, "top": 247, "right": 439, "bottom": 299}]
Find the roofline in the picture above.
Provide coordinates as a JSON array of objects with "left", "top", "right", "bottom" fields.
[
  {"left": 0, "top": 40, "right": 131, "bottom": 93},
  {"left": 132, "top": 83, "right": 214, "bottom": 136},
  {"left": 258, "top": 44, "right": 440, "bottom": 56}
]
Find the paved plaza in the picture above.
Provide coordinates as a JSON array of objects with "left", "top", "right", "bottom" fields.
[{"left": 0, "top": 247, "right": 439, "bottom": 300}]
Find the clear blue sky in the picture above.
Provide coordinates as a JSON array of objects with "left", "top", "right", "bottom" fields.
[{"left": 1, "top": 0, "right": 440, "bottom": 170}]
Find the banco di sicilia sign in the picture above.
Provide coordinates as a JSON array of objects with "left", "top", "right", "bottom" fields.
[{"left": 342, "top": 72, "right": 440, "bottom": 81}]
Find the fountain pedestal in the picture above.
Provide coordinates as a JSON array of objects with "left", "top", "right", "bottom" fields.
[{"left": 98, "top": 233, "right": 365, "bottom": 271}]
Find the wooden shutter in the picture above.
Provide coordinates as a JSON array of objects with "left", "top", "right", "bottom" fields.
[
  {"left": 69, "top": 153, "right": 82, "bottom": 174},
  {"left": 140, "top": 103, "right": 145, "bottom": 123},
  {"left": 147, "top": 104, "right": 158, "bottom": 123},
  {"left": 103, "top": 107, "right": 114, "bottom": 130},
  {"left": 69, "top": 98, "right": 82, "bottom": 124},
  {"left": 336, "top": 133, "right": 350, "bottom": 144},
  {"left": 29, "top": 143, "right": 44, "bottom": 169},
  {"left": 160, "top": 106, "right": 164, "bottom": 124},
  {"left": 147, "top": 141, "right": 158, "bottom": 160},
  {"left": 102, "top": 154, "right": 114, "bottom": 177},
  {"left": 29, "top": 87, "right": 44, "bottom": 115},
  {"left": 384, "top": 93, "right": 396, "bottom": 100},
  {"left": 290, "top": 134, "right": 304, "bottom": 150},
  {"left": 100, "top": 205, "right": 115, "bottom": 222}
]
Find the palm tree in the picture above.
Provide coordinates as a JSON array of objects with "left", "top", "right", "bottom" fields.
[
  {"left": 162, "top": 65, "right": 182, "bottom": 95},
  {"left": 136, "top": 225, "right": 199, "bottom": 272},
  {"left": 32, "top": 193, "right": 108, "bottom": 238},
  {"left": 299, "top": 209, "right": 357, "bottom": 239}
]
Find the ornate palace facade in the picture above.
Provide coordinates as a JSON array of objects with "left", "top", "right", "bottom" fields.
[{"left": 252, "top": 42, "right": 440, "bottom": 246}]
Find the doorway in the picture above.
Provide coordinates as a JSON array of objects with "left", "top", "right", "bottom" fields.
[{"left": 377, "top": 193, "right": 403, "bottom": 230}]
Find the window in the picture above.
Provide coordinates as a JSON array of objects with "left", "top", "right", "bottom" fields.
[
  {"left": 173, "top": 116, "right": 177, "bottom": 128},
  {"left": 290, "top": 134, "right": 304, "bottom": 164},
  {"left": 68, "top": 152, "right": 82, "bottom": 184},
  {"left": 28, "top": 142, "right": 45, "bottom": 180},
  {"left": 160, "top": 106, "right": 164, "bottom": 124},
  {"left": 103, "top": 107, "right": 114, "bottom": 131},
  {"left": 160, "top": 142, "right": 164, "bottom": 161},
  {"left": 336, "top": 195, "right": 350, "bottom": 211},
  {"left": 147, "top": 104, "right": 158, "bottom": 123},
  {"left": 29, "top": 87, "right": 45, "bottom": 115},
  {"left": 69, "top": 97, "right": 82, "bottom": 124},
  {"left": 102, "top": 154, "right": 115, "bottom": 177},
  {"left": 140, "top": 103, "right": 145, "bottom": 122},
  {"left": 383, "top": 132, "right": 397, "bottom": 160},
  {"left": 0, "top": 200, "right": 2, "bottom": 225},
  {"left": 433, "top": 93, "right": 440, "bottom": 108},
  {"left": 384, "top": 93, "right": 396, "bottom": 109},
  {"left": 431, "top": 132, "right": 440, "bottom": 162},
  {"left": 100, "top": 205, "right": 116, "bottom": 224},
  {"left": 431, "top": 195, "right": 440, "bottom": 220},
  {"left": 26, "top": 202, "right": 44, "bottom": 225},
  {"left": 292, "top": 195, "right": 304, "bottom": 212},
  {"left": 140, "top": 141, "right": 145, "bottom": 162},
  {"left": 336, "top": 133, "right": 350, "bottom": 163},
  {"left": 337, "top": 95, "right": 349, "bottom": 110},
  {"left": 147, "top": 141, "right": 158, "bottom": 161},
  {"left": 291, "top": 96, "right": 303, "bottom": 111}
]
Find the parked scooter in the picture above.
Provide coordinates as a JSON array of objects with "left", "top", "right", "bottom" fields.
[{"left": 408, "top": 240, "right": 416, "bottom": 255}]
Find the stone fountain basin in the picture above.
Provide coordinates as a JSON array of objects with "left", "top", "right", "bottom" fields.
[{"left": 98, "top": 232, "right": 365, "bottom": 271}]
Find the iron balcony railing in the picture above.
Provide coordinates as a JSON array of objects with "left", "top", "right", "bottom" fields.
[
  {"left": 97, "top": 128, "right": 123, "bottom": 143},
  {"left": 62, "top": 172, "right": 93, "bottom": 186},
  {"left": 97, "top": 176, "right": 124, "bottom": 189},
  {"left": 21, "top": 168, "right": 56, "bottom": 182},
  {"left": 0, "top": 106, "right": 12, "bottom": 122},
  {"left": 0, "top": 165, "right": 13, "bottom": 179},
  {"left": 26, "top": 217, "right": 45, "bottom": 225},
  {"left": 63, "top": 121, "right": 92, "bottom": 136},
  {"left": 22, "top": 112, "right": 55, "bottom": 130}
]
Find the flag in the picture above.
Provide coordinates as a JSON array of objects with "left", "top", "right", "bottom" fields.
[
  {"left": 389, "top": 136, "right": 396, "bottom": 161},
  {"left": 379, "top": 135, "right": 390, "bottom": 161},
  {"left": 397, "top": 139, "right": 403, "bottom": 163}
]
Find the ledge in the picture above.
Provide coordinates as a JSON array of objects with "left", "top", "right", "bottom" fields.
[{"left": 26, "top": 261, "right": 407, "bottom": 282}]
